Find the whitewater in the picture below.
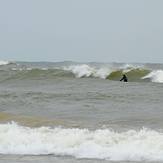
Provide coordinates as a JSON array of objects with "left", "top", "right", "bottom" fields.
[
  {"left": 1, "top": 61, "right": 163, "bottom": 163},
  {"left": 1, "top": 122, "right": 163, "bottom": 161}
]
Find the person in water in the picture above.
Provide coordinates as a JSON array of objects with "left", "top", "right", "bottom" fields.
[{"left": 120, "top": 74, "right": 128, "bottom": 82}]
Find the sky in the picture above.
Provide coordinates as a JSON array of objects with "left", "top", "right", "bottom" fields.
[{"left": 0, "top": 0, "right": 163, "bottom": 63}]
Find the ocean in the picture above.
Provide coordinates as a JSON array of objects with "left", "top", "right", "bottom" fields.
[{"left": 0, "top": 61, "right": 163, "bottom": 163}]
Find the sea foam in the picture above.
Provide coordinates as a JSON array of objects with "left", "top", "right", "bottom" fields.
[
  {"left": 142, "top": 70, "right": 163, "bottom": 83},
  {"left": 0, "top": 60, "right": 10, "bottom": 66},
  {"left": 0, "top": 122, "right": 163, "bottom": 161},
  {"left": 63, "top": 64, "right": 111, "bottom": 79}
]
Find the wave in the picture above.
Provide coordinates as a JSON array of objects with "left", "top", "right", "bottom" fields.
[
  {"left": 142, "top": 70, "right": 163, "bottom": 83},
  {"left": 63, "top": 64, "right": 111, "bottom": 79},
  {"left": 107, "top": 68, "right": 150, "bottom": 82},
  {"left": 0, "top": 122, "right": 163, "bottom": 161},
  {"left": 1, "top": 63, "right": 163, "bottom": 83},
  {"left": 61, "top": 64, "right": 163, "bottom": 83},
  {"left": 63, "top": 64, "right": 152, "bottom": 82},
  {"left": 0, "top": 60, "right": 11, "bottom": 66}
]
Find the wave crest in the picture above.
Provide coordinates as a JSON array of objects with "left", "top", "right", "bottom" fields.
[
  {"left": 63, "top": 64, "right": 111, "bottom": 79},
  {"left": 0, "top": 60, "right": 11, "bottom": 66},
  {"left": 142, "top": 70, "right": 163, "bottom": 83}
]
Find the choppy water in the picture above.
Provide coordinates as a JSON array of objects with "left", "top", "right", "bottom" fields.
[{"left": 0, "top": 61, "right": 163, "bottom": 163}]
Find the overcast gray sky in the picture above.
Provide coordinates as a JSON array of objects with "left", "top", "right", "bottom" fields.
[{"left": 0, "top": 0, "right": 163, "bottom": 63}]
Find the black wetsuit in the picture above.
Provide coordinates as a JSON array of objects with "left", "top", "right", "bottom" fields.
[{"left": 120, "top": 75, "right": 128, "bottom": 82}]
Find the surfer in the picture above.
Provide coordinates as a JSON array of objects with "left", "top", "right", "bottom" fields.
[{"left": 120, "top": 74, "right": 128, "bottom": 82}]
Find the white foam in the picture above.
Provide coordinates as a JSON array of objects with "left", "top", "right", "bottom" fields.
[
  {"left": 120, "top": 64, "right": 144, "bottom": 73},
  {"left": 94, "top": 68, "right": 111, "bottom": 79},
  {"left": 63, "top": 65, "right": 111, "bottom": 79},
  {"left": 120, "top": 64, "right": 144, "bottom": 70},
  {"left": 41, "top": 68, "right": 48, "bottom": 70},
  {"left": 63, "top": 64, "right": 93, "bottom": 78},
  {"left": 1, "top": 122, "right": 163, "bottom": 161},
  {"left": 26, "top": 67, "right": 33, "bottom": 71},
  {"left": 142, "top": 70, "right": 163, "bottom": 83},
  {"left": 0, "top": 60, "right": 10, "bottom": 66}
]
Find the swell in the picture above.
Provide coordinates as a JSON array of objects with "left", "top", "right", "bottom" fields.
[
  {"left": 0, "top": 68, "right": 75, "bottom": 82},
  {"left": 13, "top": 68, "right": 75, "bottom": 79}
]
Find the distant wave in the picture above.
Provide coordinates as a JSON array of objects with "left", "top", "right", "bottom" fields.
[
  {"left": 0, "top": 60, "right": 11, "bottom": 66},
  {"left": 0, "top": 122, "right": 163, "bottom": 161},
  {"left": 1, "top": 63, "right": 163, "bottom": 83},
  {"left": 7, "top": 68, "right": 74, "bottom": 80}
]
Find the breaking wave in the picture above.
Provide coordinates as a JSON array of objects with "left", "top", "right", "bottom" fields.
[
  {"left": 0, "top": 122, "right": 163, "bottom": 161},
  {"left": 10, "top": 64, "right": 149, "bottom": 81},
  {"left": 142, "top": 70, "right": 163, "bottom": 83},
  {"left": 63, "top": 64, "right": 151, "bottom": 81},
  {"left": 63, "top": 64, "right": 111, "bottom": 79},
  {"left": 1, "top": 63, "right": 163, "bottom": 83},
  {"left": 0, "top": 60, "right": 11, "bottom": 66}
]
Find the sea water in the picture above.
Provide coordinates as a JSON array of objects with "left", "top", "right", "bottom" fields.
[{"left": 0, "top": 61, "right": 163, "bottom": 163}]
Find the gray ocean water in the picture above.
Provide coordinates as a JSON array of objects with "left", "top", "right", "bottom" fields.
[{"left": 0, "top": 61, "right": 163, "bottom": 163}]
